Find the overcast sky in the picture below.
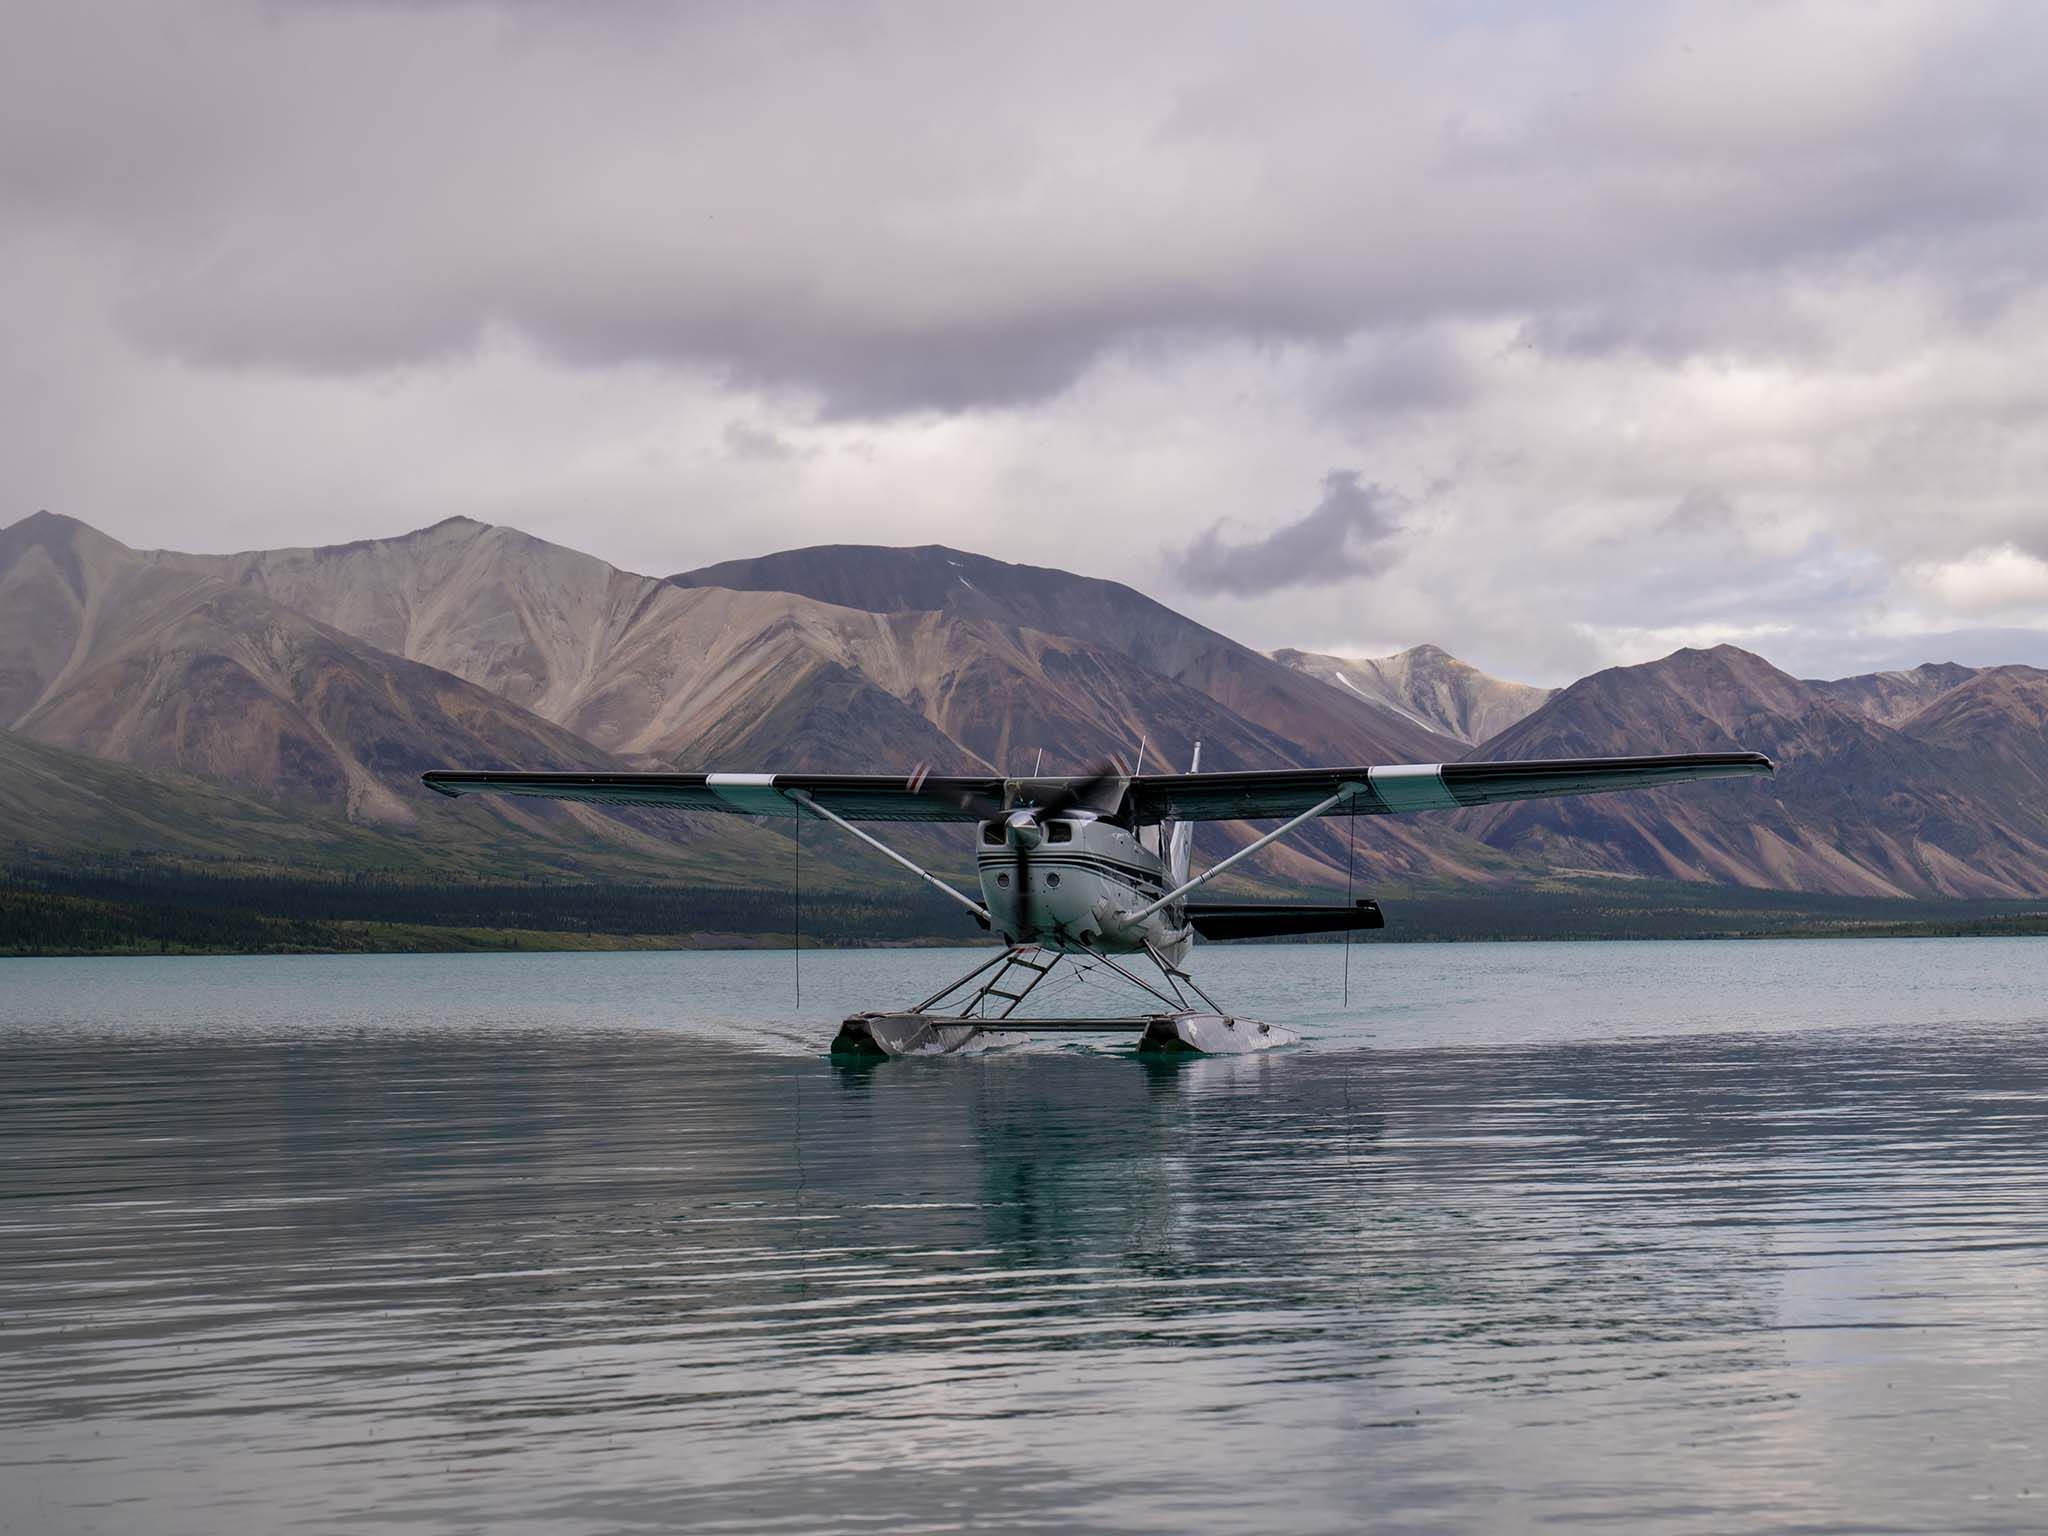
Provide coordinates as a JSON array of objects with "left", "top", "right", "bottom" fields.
[{"left": 5, "top": 0, "right": 2046, "bottom": 684}]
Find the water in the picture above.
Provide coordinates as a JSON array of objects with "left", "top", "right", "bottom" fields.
[{"left": 3, "top": 939, "right": 2046, "bottom": 1533}]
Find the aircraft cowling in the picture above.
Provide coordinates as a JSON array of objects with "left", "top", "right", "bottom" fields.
[{"left": 974, "top": 814, "right": 1189, "bottom": 962}]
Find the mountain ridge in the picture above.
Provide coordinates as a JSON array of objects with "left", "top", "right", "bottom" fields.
[
  {"left": 154, "top": 516, "right": 1503, "bottom": 884},
  {"left": 1457, "top": 645, "right": 2048, "bottom": 898},
  {"left": 1270, "top": 643, "right": 1554, "bottom": 745},
  {"left": 8, "top": 510, "right": 2048, "bottom": 902},
  {"left": 671, "top": 543, "right": 1466, "bottom": 765},
  {"left": 0, "top": 514, "right": 884, "bottom": 885}
]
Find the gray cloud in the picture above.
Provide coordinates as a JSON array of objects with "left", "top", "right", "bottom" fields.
[
  {"left": 722, "top": 421, "right": 804, "bottom": 464},
  {"left": 1667, "top": 487, "right": 1736, "bottom": 532},
  {"left": 1324, "top": 330, "right": 1480, "bottom": 417},
  {"left": 8, "top": 2, "right": 2047, "bottom": 417},
  {"left": 3, "top": 1, "right": 2047, "bottom": 684},
  {"left": 1170, "top": 472, "right": 1403, "bottom": 597}
]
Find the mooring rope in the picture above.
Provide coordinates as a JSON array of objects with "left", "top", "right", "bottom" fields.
[
  {"left": 792, "top": 802, "right": 801, "bottom": 1010},
  {"left": 1343, "top": 793, "right": 1357, "bottom": 1009}
]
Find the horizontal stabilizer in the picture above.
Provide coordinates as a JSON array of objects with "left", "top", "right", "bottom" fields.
[{"left": 1184, "top": 899, "right": 1385, "bottom": 941}]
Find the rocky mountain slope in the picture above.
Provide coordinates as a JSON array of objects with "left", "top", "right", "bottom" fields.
[
  {"left": 3, "top": 514, "right": 620, "bottom": 822},
  {"left": 0, "top": 727, "right": 419, "bottom": 867},
  {"left": 1807, "top": 662, "right": 1979, "bottom": 726},
  {"left": 1900, "top": 665, "right": 2048, "bottom": 807},
  {"left": 1457, "top": 645, "right": 2048, "bottom": 898},
  {"left": 178, "top": 518, "right": 1496, "bottom": 883},
  {"left": 673, "top": 544, "right": 1464, "bottom": 766},
  {"left": 197, "top": 520, "right": 975, "bottom": 773},
  {"left": 1270, "top": 644, "right": 1554, "bottom": 745},
  {"left": 193, "top": 520, "right": 1319, "bottom": 777},
  {"left": 9, "top": 509, "right": 2048, "bottom": 902},
  {"left": 0, "top": 514, "right": 837, "bottom": 883}
]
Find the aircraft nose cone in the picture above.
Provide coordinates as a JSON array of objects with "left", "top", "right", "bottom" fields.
[{"left": 1005, "top": 811, "right": 1044, "bottom": 849}]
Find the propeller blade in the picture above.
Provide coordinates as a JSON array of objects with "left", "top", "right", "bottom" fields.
[
  {"left": 1014, "top": 836, "right": 1031, "bottom": 941},
  {"left": 1013, "top": 759, "right": 1124, "bottom": 941},
  {"left": 901, "top": 757, "right": 1128, "bottom": 824},
  {"left": 903, "top": 756, "right": 1132, "bottom": 944},
  {"left": 1028, "top": 758, "right": 1128, "bottom": 820},
  {"left": 903, "top": 763, "right": 1004, "bottom": 821}
]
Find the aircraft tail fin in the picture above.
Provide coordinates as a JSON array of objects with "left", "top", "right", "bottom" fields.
[{"left": 1166, "top": 742, "right": 1199, "bottom": 887}]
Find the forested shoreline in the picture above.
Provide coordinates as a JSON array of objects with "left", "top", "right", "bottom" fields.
[
  {"left": 0, "top": 860, "right": 980, "bottom": 955},
  {"left": 4, "top": 857, "right": 2044, "bottom": 956}
]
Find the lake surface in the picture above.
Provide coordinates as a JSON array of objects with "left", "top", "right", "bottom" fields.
[{"left": 4, "top": 939, "right": 2047, "bottom": 1533}]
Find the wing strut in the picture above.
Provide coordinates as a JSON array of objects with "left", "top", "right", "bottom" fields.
[
  {"left": 787, "top": 789, "right": 993, "bottom": 927},
  {"left": 1121, "top": 782, "right": 1364, "bottom": 925}
]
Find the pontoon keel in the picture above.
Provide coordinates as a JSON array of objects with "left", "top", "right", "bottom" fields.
[
  {"left": 829, "top": 1012, "right": 1024, "bottom": 1058},
  {"left": 829, "top": 1008, "right": 1298, "bottom": 1058},
  {"left": 827, "top": 937, "right": 1294, "bottom": 1059},
  {"left": 1136, "top": 1012, "right": 1299, "bottom": 1054}
]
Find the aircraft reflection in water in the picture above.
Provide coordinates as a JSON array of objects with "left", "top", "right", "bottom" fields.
[
  {"left": 425, "top": 747, "right": 1773, "bottom": 1055},
  {"left": 827, "top": 1043, "right": 1780, "bottom": 1360}
]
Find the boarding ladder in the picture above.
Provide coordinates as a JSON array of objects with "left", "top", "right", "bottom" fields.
[{"left": 961, "top": 945, "right": 1059, "bottom": 1019}]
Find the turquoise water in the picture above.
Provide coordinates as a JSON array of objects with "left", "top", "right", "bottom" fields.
[{"left": 3, "top": 940, "right": 2046, "bottom": 1532}]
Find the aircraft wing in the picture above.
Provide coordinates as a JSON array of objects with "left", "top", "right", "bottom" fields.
[
  {"left": 421, "top": 769, "right": 1001, "bottom": 822},
  {"left": 423, "top": 751, "right": 1771, "bottom": 824},
  {"left": 1122, "top": 752, "right": 1774, "bottom": 822}
]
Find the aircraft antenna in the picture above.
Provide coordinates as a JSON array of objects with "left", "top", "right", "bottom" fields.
[
  {"left": 1034, "top": 747, "right": 1044, "bottom": 776},
  {"left": 1135, "top": 735, "right": 1149, "bottom": 773}
]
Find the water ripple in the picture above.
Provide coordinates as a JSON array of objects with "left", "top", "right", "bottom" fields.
[{"left": 4, "top": 944, "right": 2048, "bottom": 1532}]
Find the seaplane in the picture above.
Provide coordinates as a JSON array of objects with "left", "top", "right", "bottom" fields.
[{"left": 423, "top": 748, "right": 1772, "bottom": 1057}]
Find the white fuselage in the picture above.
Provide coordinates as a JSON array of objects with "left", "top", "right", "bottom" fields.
[{"left": 975, "top": 814, "right": 1191, "bottom": 961}]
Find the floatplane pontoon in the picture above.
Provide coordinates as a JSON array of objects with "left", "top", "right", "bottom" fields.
[{"left": 423, "top": 747, "right": 1773, "bottom": 1056}]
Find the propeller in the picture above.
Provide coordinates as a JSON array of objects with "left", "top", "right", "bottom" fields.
[
  {"left": 1006, "top": 760, "right": 1128, "bottom": 940},
  {"left": 905, "top": 758, "right": 1130, "bottom": 940}
]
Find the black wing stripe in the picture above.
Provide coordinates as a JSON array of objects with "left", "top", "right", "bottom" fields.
[{"left": 1439, "top": 753, "right": 1775, "bottom": 807}]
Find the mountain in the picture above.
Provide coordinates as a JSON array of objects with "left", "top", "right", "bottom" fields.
[
  {"left": 170, "top": 522, "right": 1461, "bottom": 778},
  {"left": 2, "top": 514, "right": 622, "bottom": 823},
  {"left": 191, "top": 520, "right": 1496, "bottom": 883},
  {"left": 1458, "top": 645, "right": 2048, "bottom": 898},
  {"left": 1809, "top": 662, "right": 1978, "bottom": 726},
  {"left": 0, "top": 727, "right": 424, "bottom": 867},
  {"left": 194, "top": 516, "right": 668, "bottom": 725},
  {"left": 1898, "top": 665, "right": 2048, "bottom": 804},
  {"left": 687, "top": 546, "right": 1560, "bottom": 884},
  {"left": 194, "top": 520, "right": 1305, "bottom": 775},
  {"left": 672, "top": 544, "right": 1464, "bottom": 765},
  {"left": 0, "top": 513, "right": 841, "bottom": 883},
  {"left": 12, "top": 509, "right": 2048, "bottom": 908},
  {"left": 185, "top": 518, "right": 977, "bottom": 774},
  {"left": 1270, "top": 644, "right": 1554, "bottom": 745}
]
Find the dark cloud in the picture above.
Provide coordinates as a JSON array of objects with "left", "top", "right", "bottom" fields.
[
  {"left": 1325, "top": 330, "right": 1479, "bottom": 417},
  {"left": 3, "top": 1, "right": 2047, "bottom": 686},
  {"left": 1170, "top": 472, "right": 1403, "bottom": 597},
  {"left": 8, "top": 1, "right": 2046, "bottom": 418}
]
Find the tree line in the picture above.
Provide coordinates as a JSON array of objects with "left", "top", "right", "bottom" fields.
[{"left": 0, "top": 858, "right": 981, "bottom": 955}]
